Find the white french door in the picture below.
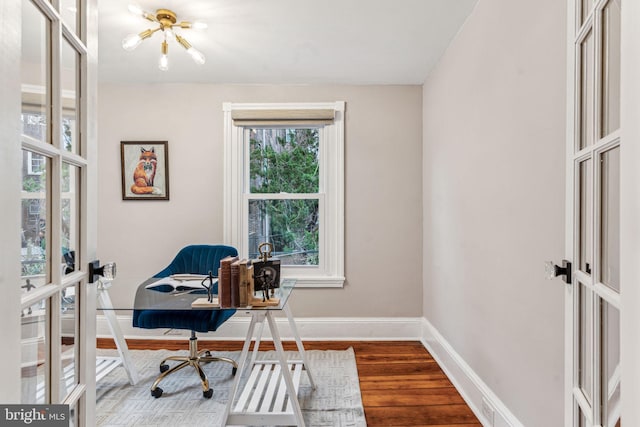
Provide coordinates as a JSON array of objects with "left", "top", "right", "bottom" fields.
[
  {"left": 0, "top": 0, "right": 98, "bottom": 425},
  {"left": 566, "top": 0, "right": 621, "bottom": 426}
]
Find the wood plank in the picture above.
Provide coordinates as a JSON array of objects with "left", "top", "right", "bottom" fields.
[
  {"left": 356, "top": 361, "right": 443, "bottom": 376},
  {"left": 96, "top": 339, "right": 480, "bottom": 426},
  {"left": 359, "top": 378, "right": 454, "bottom": 391},
  {"left": 365, "top": 405, "right": 479, "bottom": 426},
  {"left": 356, "top": 353, "right": 436, "bottom": 364},
  {"left": 362, "top": 388, "right": 466, "bottom": 407}
]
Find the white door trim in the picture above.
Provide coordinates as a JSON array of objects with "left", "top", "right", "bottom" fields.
[
  {"left": 619, "top": 0, "right": 640, "bottom": 423},
  {"left": 0, "top": 0, "right": 24, "bottom": 404},
  {"left": 564, "top": 1, "right": 578, "bottom": 425}
]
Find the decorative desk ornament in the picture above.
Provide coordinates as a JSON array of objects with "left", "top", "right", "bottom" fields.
[
  {"left": 200, "top": 271, "right": 216, "bottom": 303},
  {"left": 252, "top": 242, "right": 281, "bottom": 303},
  {"left": 190, "top": 271, "right": 220, "bottom": 308}
]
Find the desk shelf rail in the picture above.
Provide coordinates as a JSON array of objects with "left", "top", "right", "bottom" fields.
[{"left": 227, "top": 360, "right": 305, "bottom": 425}]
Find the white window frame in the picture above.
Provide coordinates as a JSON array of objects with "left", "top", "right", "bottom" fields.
[{"left": 223, "top": 102, "right": 345, "bottom": 288}]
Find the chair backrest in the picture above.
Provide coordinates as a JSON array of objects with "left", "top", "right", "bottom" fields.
[{"left": 154, "top": 245, "right": 238, "bottom": 278}]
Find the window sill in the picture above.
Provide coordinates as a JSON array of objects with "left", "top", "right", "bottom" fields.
[{"left": 283, "top": 276, "right": 345, "bottom": 288}]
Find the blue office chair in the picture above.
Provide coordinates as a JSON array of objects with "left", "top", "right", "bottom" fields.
[{"left": 132, "top": 245, "right": 238, "bottom": 398}]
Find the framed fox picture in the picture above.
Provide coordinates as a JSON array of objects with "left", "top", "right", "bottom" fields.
[{"left": 120, "top": 141, "right": 170, "bottom": 200}]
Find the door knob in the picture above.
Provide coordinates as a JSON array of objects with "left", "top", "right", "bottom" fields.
[
  {"left": 88, "top": 260, "right": 117, "bottom": 283},
  {"left": 545, "top": 259, "right": 572, "bottom": 284}
]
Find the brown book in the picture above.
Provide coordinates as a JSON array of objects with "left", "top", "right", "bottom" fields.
[
  {"left": 237, "top": 259, "right": 249, "bottom": 307},
  {"left": 230, "top": 259, "right": 241, "bottom": 307},
  {"left": 218, "top": 255, "right": 238, "bottom": 308}
]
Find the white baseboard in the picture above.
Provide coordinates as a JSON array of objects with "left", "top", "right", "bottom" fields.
[
  {"left": 97, "top": 313, "right": 422, "bottom": 341},
  {"left": 420, "top": 318, "right": 524, "bottom": 427}
]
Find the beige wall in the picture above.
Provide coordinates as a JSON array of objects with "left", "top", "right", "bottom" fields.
[
  {"left": 422, "top": 0, "right": 566, "bottom": 425},
  {"left": 98, "top": 83, "right": 423, "bottom": 317}
]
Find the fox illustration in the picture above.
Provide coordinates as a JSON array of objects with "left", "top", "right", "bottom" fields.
[{"left": 130, "top": 147, "right": 161, "bottom": 195}]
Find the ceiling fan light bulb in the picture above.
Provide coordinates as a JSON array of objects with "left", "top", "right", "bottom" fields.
[
  {"left": 187, "top": 47, "right": 206, "bottom": 65},
  {"left": 159, "top": 54, "right": 169, "bottom": 71},
  {"left": 122, "top": 34, "right": 143, "bottom": 51},
  {"left": 192, "top": 21, "right": 208, "bottom": 30},
  {"left": 127, "top": 3, "right": 144, "bottom": 16}
]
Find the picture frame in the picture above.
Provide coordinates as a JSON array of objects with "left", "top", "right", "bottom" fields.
[
  {"left": 252, "top": 259, "right": 281, "bottom": 292},
  {"left": 120, "top": 141, "right": 170, "bottom": 200}
]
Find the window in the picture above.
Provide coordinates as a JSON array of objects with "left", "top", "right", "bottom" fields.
[
  {"left": 223, "top": 102, "right": 345, "bottom": 287},
  {"left": 27, "top": 151, "right": 45, "bottom": 175}
]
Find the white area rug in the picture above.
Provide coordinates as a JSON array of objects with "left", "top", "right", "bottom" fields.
[{"left": 96, "top": 348, "right": 366, "bottom": 427}]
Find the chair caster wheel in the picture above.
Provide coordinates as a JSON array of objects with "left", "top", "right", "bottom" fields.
[
  {"left": 232, "top": 367, "right": 237, "bottom": 376},
  {"left": 203, "top": 388, "right": 213, "bottom": 399},
  {"left": 205, "top": 351, "right": 211, "bottom": 357},
  {"left": 159, "top": 364, "right": 169, "bottom": 373},
  {"left": 151, "top": 387, "right": 163, "bottom": 398}
]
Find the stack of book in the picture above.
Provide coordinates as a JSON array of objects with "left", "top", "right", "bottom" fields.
[
  {"left": 195, "top": 256, "right": 279, "bottom": 308},
  {"left": 218, "top": 257, "right": 255, "bottom": 308}
]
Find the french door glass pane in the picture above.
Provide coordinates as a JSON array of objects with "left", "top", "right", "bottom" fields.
[
  {"left": 601, "top": 0, "right": 621, "bottom": 137},
  {"left": 579, "top": 408, "right": 589, "bottom": 427},
  {"left": 579, "top": 160, "right": 592, "bottom": 275},
  {"left": 22, "top": 151, "right": 49, "bottom": 286},
  {"left": 579, "top": 30, "right": 594, "bottom": 150},
  {"left": 578, "top": 282, "right": 593, "bottom": 404},
  {"left": 61, "top": 38, "right": 79, "bottom": 154},
  {"left": 22, "top": 0, "right": 50, "bottom": 144},
  {"left": 62, "top": 163, "right": 80, "bottom": 276},
  {"left": 600, "top": 147, "right": 620, "bottom": 291},
  {"left": 249, "top": 128, "right": 319, "bottom": 193},
  {"left": 248, "top": 199, "right": 319, "bottom": 265},
  {"left": 601, "top": 300, "right": 620, "bottom": 427},
  {"left": 69, "top": 404, "right": 77, "bottom": 427},
  {"left": 61, "top": 284, "right": 78, "bottom": 399},
  {"left": 59, "top": 0, "right": 79, "bottom": 35},
  {"left": 21, "top": 300, "right": 48, "bottom": 404}
]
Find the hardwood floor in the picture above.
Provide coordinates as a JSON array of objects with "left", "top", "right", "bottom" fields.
[{"left": 97, "top": 339, "right": 481, "bottom": 426}]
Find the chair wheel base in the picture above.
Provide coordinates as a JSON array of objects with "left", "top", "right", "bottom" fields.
[
  {"left": 232, "top": 367, "right": 237, "bottom": 376},
  {"left": 151, "top": 387, "right": 163, "bottom": 398},
  {"left": 203, "top": 388, "right": 213, "bottom": 399},
  {"left": 159, "top": 364, "right": 169, "bottom": 373}
]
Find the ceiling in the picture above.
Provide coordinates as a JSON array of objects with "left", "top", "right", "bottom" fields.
[{"left": 97, "top": 0, "right": 478, "bottom": 85}]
